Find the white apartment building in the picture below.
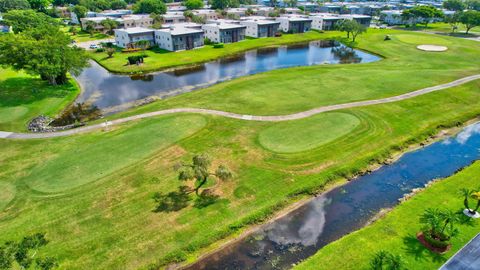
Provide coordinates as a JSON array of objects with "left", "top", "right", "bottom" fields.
[
  {"left": 276, "top": 16, "right": 312, "bottom": 33},
  {"left": 240, "top": 18, "right": 280, "bottom": 38},
  {"left": 202, "top": 22, "right": 246, "bottom": 43},
  {"left": 114, "top": 27, "right": 155, "bottom": 48},
  {"left": 155, "top": 25, "right": 204, "bottom": 51}
]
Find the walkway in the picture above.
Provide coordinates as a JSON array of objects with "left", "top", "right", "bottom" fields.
[{"left": 1, "top": 74, "right": 480, "bottom": 140}]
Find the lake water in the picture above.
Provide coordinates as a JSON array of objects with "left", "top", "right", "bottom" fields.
[
  {"left": 75, "top": 41, "right": 380, "bottom": 110},
  {"left": 186, "top": 122, "right": 480, "bottom": 270}
]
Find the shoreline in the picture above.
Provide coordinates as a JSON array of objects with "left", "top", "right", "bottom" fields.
[{"left": 173, "top": 116, "right": 480, "bottom": 270}]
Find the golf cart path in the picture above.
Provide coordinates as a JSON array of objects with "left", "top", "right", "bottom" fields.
[{"left": 2, "top": 74, "right": 480, "bottom": 140}]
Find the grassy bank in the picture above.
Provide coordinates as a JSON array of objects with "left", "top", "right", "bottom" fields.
[
  {"left": 295, "top": 161, "right": 480, "bottom": 270},
  {"left": 1, "top": 29, "right": 480, "bottom": 269},
  {"left": 1, "top": 78, "right": 480, "bottom": 269},
  {"left": 0, "top": 68, "right": 80, "bottom": 132},
  {"left": 90, "top": 31, "right": 339, "bottom": 73},
  {"left": 104, "top": 29, "right": 480, "bottom": 119}
]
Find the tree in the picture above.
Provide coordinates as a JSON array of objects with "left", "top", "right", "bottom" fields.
[
  {"left": 460, "top": 188, "right": 480, "bottom": 214},
  {"left": 459, "top": 10, "right": 480, "bottom": 34},
  {"left": 402, "top": 5, "right": 443, "bottom": 27},
  {"left": 369, "top": 250, "right": 404, "bottom": 270},
  {"left": 174, "top": 154, "right": 232, "bottom": 195},
  {"left": 84, "top": 20, "right": 96, "bottom": 36},
  {"left": 71, "top": 5, "right": 87, "bottom": 25},
  {"left": 0, "top": 26, "right": 90, "bottom": 85},
  {"left": 467, "top": 0, "right": 480, "bottom": 11},
  {"left": 0, "top": 233, "right": 55, "bottom": 270},
  {"left": 443, "top": 0, "right": 467, "bottom": 11},
  {"left": 184, "top": 0, "right": 203, "bottom": 10},
  {"left": 106, "top": 47, "right": 116, "bottom": 58},
  {"left": 420, "top": 208, "right": 459, "bottom": 244},
  {"left": 135, "top": 39, "right": 150, "bottom": 50},
  {"left": 2, "top": 9, "right": 58, "bottom": 33},
  {"left": 110, "top": 0, "right": 127, "bottom": 9},
  {"left": 133, "top": 0, "right": 166, "bottom": 14},
  {"left": 27, "top": 0, "right": 52, "bottom": 11},
  {"left": 150, "top": 12, "right": 163, "bottom": 28},
  {"left": 211, "top": 0, "right": 229, "bottom": 10},
  {"left": 0, "top": 0, "right": 30, "bottom": 12},
  {"left": 94, "top": 0, "right": 110, "bottom": 10},
  {"left": 446, "top": 11, "right": 463, "bottom": 33},
  {"left": 100, "top": 18, "right": 119, "bottom": 34}
]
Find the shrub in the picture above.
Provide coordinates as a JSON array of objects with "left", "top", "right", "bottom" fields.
[
  {"left": 127, "top": 55, "right": 144, "bottom": 65},
  {"left": 423, "top": 230, "right": 451, "bottom": 248},
  {"left": 213, "top": 43, "right": 224, "bottom": 48},
  {"left": 204, "top": 37, "right": 213, "bottom": 45},
  {"left": 95, "top": 48, "right": 105, "bottom": 53}
]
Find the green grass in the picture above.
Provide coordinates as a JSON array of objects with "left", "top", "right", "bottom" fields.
[
  {"left": 90, "top": 31, "right": 341, "bottom": 73},
  {"left": 258, "top": 112, "right": 360, "bottom": 153},
  {"left": 295, "top": 161, "right": 480, "bottom": 270},
  {"left": 1, "top": 78, "right": 480, "bottom": 269},
  {"left": 0, "top": 68, "right": 80, "bottom": 132},
  {"left": 61, "top": 26, "right": 112, "bottom": 43},
  {"left": 105, "top": 29, "right": 480, "bottom": 119},
  {"left": 1, "top": 29, "right": 480, "bottom": 269}
]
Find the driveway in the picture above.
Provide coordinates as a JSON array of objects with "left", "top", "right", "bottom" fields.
[{"left": 74, "top": 38, "right": 115, "bottom": 50}]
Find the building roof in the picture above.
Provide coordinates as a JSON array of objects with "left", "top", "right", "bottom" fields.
[
  {"left": 115, "top": 27, "right": 154, "bottom": 34},
  {"left": 440, "top": 233, "right": 480, "bottom": 270},
  {"left": 156, "top": 25, "right": 203, "bottom": 36},
  {"left": 203, "top": 22, "right": 247, "bottom": 30},
  {"left": 241, "top": 19, "right": 280, "bottom": 25},
  {"left": 277, "top": 16, "right": 312, "bottom": 22}
]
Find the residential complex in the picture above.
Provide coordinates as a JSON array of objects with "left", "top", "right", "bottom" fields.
[
  {"left": 155, "top": 25, "right": 204, "bottom": 51},
  {"left": 202, "top": 22, "right": 246, "bottom": 43}
]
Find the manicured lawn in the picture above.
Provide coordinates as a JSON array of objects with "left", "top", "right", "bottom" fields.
[
  {"left": 90, "top": 31, "right": 341, "bottom": 73},
  {"left": 61, "top": 25, "right": 112, "bottom": 43},
  {"left": 397, "top": 22, "right": 480, "bottom": 36},
  {"left": 295, "top": 161, "right": 480, "bottom": 270},
  {"left": 1, "top": 78, "right": 480, "bottom": 269},
  {"left": 0, "top": 68, "right": 80, "bottom": 132},
  {"left": 106, "top": 29, "right": 480, "bottom": 119},
  {"left": 258, "top": 112, "right": 360, "bottom": 153},
  {"left": 1, "top": 29, "right": 480, "bottom": 269}
]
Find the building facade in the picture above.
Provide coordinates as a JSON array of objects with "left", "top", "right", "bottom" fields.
[
  {"left": 155, "top": 26, "right": 204, "bottom": 51},
  {"left": 276, "top": 16, "right": 312, "bottom": 33},
  {"left": 114, "top": 27, "right": 155, "bottom": 48},
  {"left": 202, "top": 22, "right": 246, "bottom": 43},
  {"left": 240, "top": 19, "right": 280, "bottom": 38}
]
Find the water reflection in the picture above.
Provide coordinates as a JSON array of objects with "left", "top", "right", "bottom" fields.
[
  {"left": 75, "top": 41, "right": 380, "bottom": 111},
  {"left": 187, "top": 122, "right": 480, "bottom": 270}
]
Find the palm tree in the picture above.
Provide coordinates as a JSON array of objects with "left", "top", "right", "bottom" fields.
[
  {"left": 471, "top": 191, "right": 480, "bottom": 213},
  {"left": 150, "top": 13, "right": 163, "bottom": 29},
  {"left": 439, "top": 209, "right": 459, "bottom": 236},
  {"left": 85, "top": 21, "right": 96, "bottom": 37},
  {"left": 460, "top": 188, "right": 474, "bottom": 213},
  {"left": 369, "top": 250, "right": 404, "bottom": 270},
  {"left": 135, "top": 40, "right": 150, "bottom": 51},
  {"left": 420, "top": 208, "right": 444, "bottom": 237}
]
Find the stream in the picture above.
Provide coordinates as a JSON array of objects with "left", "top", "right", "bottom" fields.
[{"left": 186, "top": 122, "right": 480, "bottom": 270}]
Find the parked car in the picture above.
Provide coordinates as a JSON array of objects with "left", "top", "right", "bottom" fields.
[{"left": 89, "top": 44, "right": 99, "bottom": 49}]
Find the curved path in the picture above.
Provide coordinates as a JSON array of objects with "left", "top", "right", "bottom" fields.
[{"left": 2, "top": 74, "right": 480, "bottom": 140}]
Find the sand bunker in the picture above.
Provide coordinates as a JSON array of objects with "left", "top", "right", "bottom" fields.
[{"left": 417, "top": 45, "right": 448, "bottom": 52}]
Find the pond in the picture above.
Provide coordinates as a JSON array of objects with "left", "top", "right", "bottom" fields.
[
  {"left": 75, "top": 41, "right": 380, "bottom": 111},
  {"left": 185, "top": 122, "right": 480, "bottom": 270}
]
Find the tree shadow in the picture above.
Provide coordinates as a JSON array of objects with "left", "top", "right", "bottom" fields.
[
  {"left": 194, "top": 192, "right": 220, "bottom": 209},
  {"left": 0, "top": 77, "right": 76, "bottom": 107},
  {"left": 402, "top": 234, "right": 446, "bottom": 264},
  {"left": 152, "top": 186, "right": 191, "bottom": 213}
]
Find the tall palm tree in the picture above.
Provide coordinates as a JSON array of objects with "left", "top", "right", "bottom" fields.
[
  {"left": 460, "top": 188, "right": 475, "bottom": 215},
  {"left": 439, "top": 209, "right": 459, "bottom": 236}
]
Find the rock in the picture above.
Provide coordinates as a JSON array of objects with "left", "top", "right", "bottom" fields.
[{"left": 28, "top": 115, "right": 84, "bottom": 133}]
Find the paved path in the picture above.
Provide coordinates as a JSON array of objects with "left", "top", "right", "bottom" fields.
[{"left": 2, "top": 74, "right": 480, "bottom": 140}]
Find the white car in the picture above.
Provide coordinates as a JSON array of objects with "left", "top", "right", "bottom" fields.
[{"left": 89, "top": 44, "right": 99, "bottom": 49}]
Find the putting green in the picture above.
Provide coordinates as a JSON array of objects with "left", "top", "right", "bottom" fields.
[
  {"left": 24, "top": 115, "right": 206, "bottom": 193},
  {"left": 258, "top": 112, "right": 360, "bottom": 153},
  {"left": 395, "top": 34, "right": 452, "bottom": 46},
  {"left": 0, "top": 182, "right": 16, "bottom": 211}
]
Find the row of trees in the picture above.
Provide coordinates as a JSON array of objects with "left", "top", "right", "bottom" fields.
[
  {"left": 444, "top": 0, "right": 480, "bottom": 11},
  {"left": 401, "top": 5, "right": 444, "bottom": 27},
  {"left": 447, "top": 10, "right": 480, "bottom": 34},
  {"left": 0, "top": 10, "right": 89, "bottom": 85},
  {"left": 0, "top": 233, "right": 57, "bottom": 270}
]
